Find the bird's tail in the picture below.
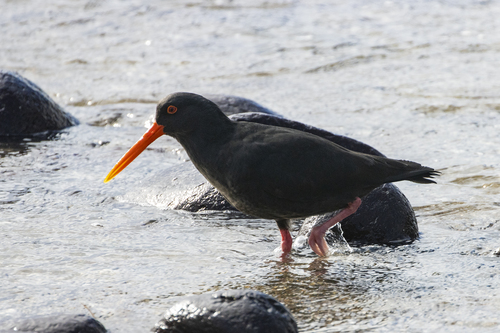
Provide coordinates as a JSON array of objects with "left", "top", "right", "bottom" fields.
[{"left": 381, "top": 159, "right": 440, "bottom": 184}]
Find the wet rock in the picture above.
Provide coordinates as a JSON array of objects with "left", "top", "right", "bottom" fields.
[
  {"left": 0, "top": 314, "right": 106, "bottom": 333},
  {"left": 340, "top": 183, "right": 417, "bottom": 245},
  {"left": 175, "top": 111, "right": 419, "bottom": 246},
  {"left": 174, "top": 183, "right": 235, "bottom": 211},
  {"left": 0, "top": 71, "right": 78, "bottom": 138},
  {"left": 153, "top": 290, "right": 297, "bottom": 333},
  {"left": 207, "top": 94, "right": 279, "bottom": 117}
]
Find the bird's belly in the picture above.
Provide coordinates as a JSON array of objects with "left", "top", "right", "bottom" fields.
[{"left": 218, "top": 185, "right": 356, "bottom": 220}]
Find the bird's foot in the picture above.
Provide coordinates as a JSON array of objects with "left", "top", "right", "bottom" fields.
[{"left": 308, "top": 197, "right": 362, "bottom": 256}]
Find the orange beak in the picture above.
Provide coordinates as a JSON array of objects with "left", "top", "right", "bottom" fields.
[{"left": 104, "top": 122, "right": 165, "bottom": 183}]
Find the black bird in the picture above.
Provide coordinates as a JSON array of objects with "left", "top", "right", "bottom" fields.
[{"left": 104, "top": 92, "right": 439, "bottom": 256}]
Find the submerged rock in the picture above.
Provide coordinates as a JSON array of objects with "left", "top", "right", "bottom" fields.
[
  {"left": 153, "top": 290, "right": 297, "bottom": 333},
  {"left": 0, "top": 314, "right": 106, "bottom": 333},
  {"left": 0, "top": 71, "right": 78, "bottom": 138}
]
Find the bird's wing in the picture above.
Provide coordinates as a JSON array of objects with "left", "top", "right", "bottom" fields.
[{"left": 226, "top": 125, "right": 379, "bottom": 205}]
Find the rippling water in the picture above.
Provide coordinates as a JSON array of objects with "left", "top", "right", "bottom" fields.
[{"left": 1, "top": 0, "right": 500, "bottom": 332}]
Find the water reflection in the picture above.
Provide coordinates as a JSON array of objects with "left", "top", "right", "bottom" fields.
[
  {"left": 0, "top": 133, "right": 62, "bottom": 158},
  {"left": 262, "top": 258, "right": 384, "bottom": 330},
  {"left": 0, "top": 140, "right": 33, "bottom": 158},
  {"left": 202, "top": 248, "right": 417, "bottom": 331}
]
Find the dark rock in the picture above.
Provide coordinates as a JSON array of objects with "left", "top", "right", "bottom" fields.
[
  {"left": 153, "top": 290, "right": 297, "bottom": 333},
  {"left": 340, "top": 183, "right": 417, "bottom": 245},
  {"left": 174, "top": 183, "right": 235, "bottom": 212},
  {"left": 0, "top": 314, "right": 106, "bottom": 333},
  {"left": 0, "top": 71, "right": 78, "bottom": 138},
  {"left": 207, "top": 94, "right": 279, "bottom": 117}
]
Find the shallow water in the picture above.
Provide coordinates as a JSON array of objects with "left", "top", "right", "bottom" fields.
[{"left": 1, "top": 0, "right": 500, "bottom": 332}]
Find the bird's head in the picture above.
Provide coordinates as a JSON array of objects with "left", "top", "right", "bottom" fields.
[
  {"left": 103, "top": 92, "right": 227, "bottom": 183},
  {"left": 155, "top": 92, "right": 221, "bottom": 137}
]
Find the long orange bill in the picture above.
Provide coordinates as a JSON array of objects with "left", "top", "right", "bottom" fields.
[{"left": 104, "top": 122, "right": 165, "bottom": 183}]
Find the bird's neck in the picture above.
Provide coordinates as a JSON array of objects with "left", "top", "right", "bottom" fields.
[{"left": 174, "top": 116, "right": 235, "bottom": 168}]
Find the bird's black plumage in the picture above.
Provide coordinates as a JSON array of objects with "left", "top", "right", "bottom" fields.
[{"left": 155, "top": 92, "right": 438, "bottom": 221}]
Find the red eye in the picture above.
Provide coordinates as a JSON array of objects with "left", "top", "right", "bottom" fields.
[{"left": 167, "top": 105, "right": 177, "bottom": 114}]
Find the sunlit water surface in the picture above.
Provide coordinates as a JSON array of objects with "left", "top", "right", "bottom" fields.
[{"left": 1, "top": 0, "right": 500, "bottom": 332}]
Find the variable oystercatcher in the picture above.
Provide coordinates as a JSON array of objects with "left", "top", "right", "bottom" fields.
[{"left": 105, "top": 92, "right": 439, "bottom": 256}]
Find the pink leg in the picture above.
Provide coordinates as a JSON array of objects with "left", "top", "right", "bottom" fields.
[
  {"left": 308, "top": 197, "right": 362, "bottom": 256},
  {"left": 280, "top": 229, "right": 293, "bottom": 254}
]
